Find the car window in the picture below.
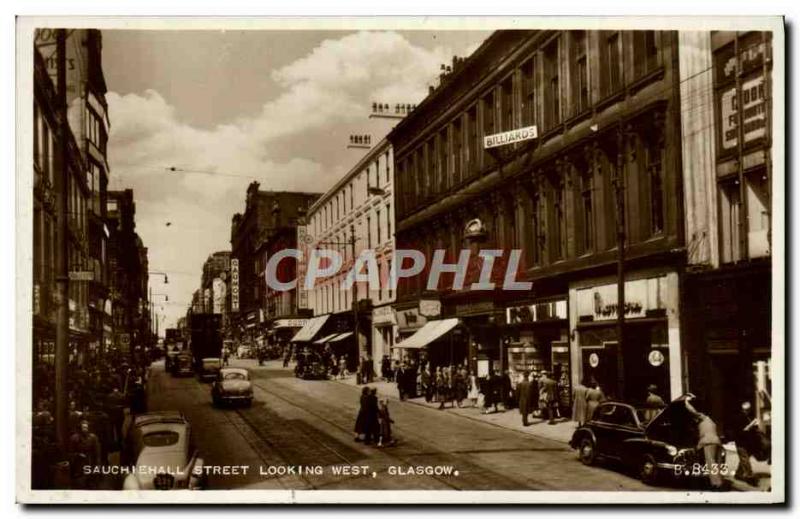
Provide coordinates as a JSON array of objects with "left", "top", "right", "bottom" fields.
[
  {"left": 223, "top": 372, "right": 247, "bottom": 381},
  {"left": 595, "top": 404, "right": 638, "bottom": 427},
  {"left": 142, "top": 431, "right": 180, "bottom": 447}
]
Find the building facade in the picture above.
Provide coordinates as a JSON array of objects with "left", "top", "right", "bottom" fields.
[
  {"left": 302, "top": 139, "right": 396, "bottom": 375},
  {"left": 107, "top": 189, "right": 150, "bottom": 355},
  {"left": 678, "top": 30, "right": 774, "bottom": 433},
  {"left": 388, "top": 30, "right": 685, "bottom": 404},
  {"left": 230, "top": 182, "right": 320, "bottom": 344}
]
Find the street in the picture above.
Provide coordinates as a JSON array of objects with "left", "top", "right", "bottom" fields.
[{"left": 147, "top": 359, "right": 654, "bottom": 491}]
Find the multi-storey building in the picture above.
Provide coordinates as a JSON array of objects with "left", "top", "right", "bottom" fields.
[
  {"left": 230, "top": 182, "right": 320, "bottom": 344},
  {"left": 107, "top": 189, "right": 150, "bottom": 355},
  {"left": 678, "top": 30, "right": 774, "bottom": 432},
  {"left": 298, "top": 139, "right": 395, "bottom": 375},
  {"left": 201, "top": 251, "right": 231, "bottom": 315},
  {"left": 33, "top": 29, "right": 114, "bottom": 362},
  {"left": 389, "top": 30, "right": 685, "bottom": 404}
]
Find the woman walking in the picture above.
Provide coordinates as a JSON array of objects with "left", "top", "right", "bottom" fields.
[
  {"left": 584, "top": 379, "right": 605, "bottom": 424},
  {"left": 353, "top": 386, "right": 370, "bottom": 442},
  {"left": 467, "top": 369, "right": 480, "bottom": 407}
]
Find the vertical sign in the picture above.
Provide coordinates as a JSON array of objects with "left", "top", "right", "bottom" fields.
[
  {"left": 231, "top": 259, "right": 240, "bottom": 312},
  {"left": 212, "top": 277, "right": 225, "bottom": 315},
  {"left": 296, "top": 226, "right": 308, "bottom": 309}
]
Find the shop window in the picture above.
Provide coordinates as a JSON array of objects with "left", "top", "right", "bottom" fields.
[
  {"left": 746, "top": 169, "right": 770, "bottom": 258},
  {"left": 601, "top": 31, "right": 622, "bottom": 98},
  {"left": 570, "top": 31, "right": 590, "bottom": 116},
  {"left": 632, "top": 31, "right": 660, "bottom": 79},
  {"left": 543, "top": 38, "right": 561, "bottom": 130},
  {"left": 521, "top": 57, "right": 538, "bottom": 127},
  {"left": 719, "top": 179, "right": 742, "bottom": 264}
]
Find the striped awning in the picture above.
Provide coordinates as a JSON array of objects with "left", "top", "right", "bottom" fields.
[{"left": 393, "top": 318, "right": 460, "bottom": 349}]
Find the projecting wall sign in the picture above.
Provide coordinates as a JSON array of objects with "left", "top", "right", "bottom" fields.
[{"left": 483, "top": 125, "right": 538, "bottom": 149}]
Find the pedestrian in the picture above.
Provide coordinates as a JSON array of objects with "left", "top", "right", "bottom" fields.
[
  {"left": 731, "top": 400, "right": 758, "bottom": 485},
  {"left": 482, "top": 370, "right": 499, "bottom": 414},
  {"left": 585, "top": 378, "right": 605, "bottom": 424},
  {"left": 377, "top": 398, "right": 396, "bottom": 447},
  {"left": 420, "top": 365, "right": 432, "bottom": 403},
  {"left": 557, "top": 368, "right": 571, "bottom": 418},
  {"left": 435, "top": 367, "right": 446, "bottom": 407},
  {"left": 223, "top": 347, "right": 230, "bottom": 367},
  {"left": 353, "top": 386, "right": 369, "bottom": 442},
  {"left": 643, "top": 384, "right": 667, "bottom": 423},
  {"left": 105, "top": 387, "right": 126, "bottom": 449},
  {"left": 454, "top": 366, "right": 467, "bottom": 408},
  {"left": 68, "top": 419, "right": 102, "bottom": 489},
  {"left": 517, "top": 371, "right": 535, "bottom": 426},
  {"left": 338, "top": 355, "right": 348, "bottom": 379},
  {"left": 572, "top": 377, "right": 589, "bottom": 425},
  {"left": 381, "top": 355, "right": 391, "bottom": 382},
  {"left": 685, "top": 397, "right": 725, "bottom": 491},
  {"left": 363, "top": 388, "right": 380, "bottom": 445},
  {"left": 501, "top": 370, "right": 513, "bottom": 410},
  {"left": 467, "top": 369, "right": 480, "bottom": 408},
  {"left": 538, "top": 370, "right": 557, "bottom": 424}
]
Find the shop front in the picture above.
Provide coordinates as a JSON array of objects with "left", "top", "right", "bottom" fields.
[
  {"left": 371, "top": 305, "right": 396, "bottom": 378},
  {"left": 393, "top": 300, "right": 439, "bottom": 366},
  {"left": 447, "top": 300, "right": 502, "bottom": 377},
  {"left": 503, "top": 298, "right": 570, "bottom": 387},
  {"left": 570, "top": 270, "right": 683, "bottom": 405}
]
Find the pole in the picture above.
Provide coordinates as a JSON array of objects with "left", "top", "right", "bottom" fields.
[
  {"left": 54, "top": 28, "right": 70, "bottom": 451},
  {"left": 614, "top": 127, "right": 627, "bottom": 401}
]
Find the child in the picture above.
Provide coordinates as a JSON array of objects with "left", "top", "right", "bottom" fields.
[
  {"left": 338, "top": 356, "right": 348, "bottom": 379},
  {"left": 377, "top": 398, "right": 396, "bottom": 447}
]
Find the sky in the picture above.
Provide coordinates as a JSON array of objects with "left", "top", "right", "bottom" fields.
[{"left": 101, "top": 29, "right": 490, "bottom": 332}]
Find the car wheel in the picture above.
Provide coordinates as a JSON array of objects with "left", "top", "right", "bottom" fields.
[
  {"left": 639, "top": 454, "right": 659, "bottom": 486},
  {"left": 578, "top": 437, "right": 596, "bottom": 465}
]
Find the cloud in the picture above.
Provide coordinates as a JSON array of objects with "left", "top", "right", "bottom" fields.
[{"left": 105, "top": 30, "right": 468, "bottom": 329}]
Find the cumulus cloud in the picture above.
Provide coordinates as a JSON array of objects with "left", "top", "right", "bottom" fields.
[{"left": 106, "top": 30, "right": 472, "bottom": 328}]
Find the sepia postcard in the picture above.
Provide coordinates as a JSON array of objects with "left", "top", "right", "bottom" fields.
[{"left": 15, "top": 15, "right": 785, "bottom": 504}]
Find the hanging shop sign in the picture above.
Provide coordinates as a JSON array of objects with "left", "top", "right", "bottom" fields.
[
  {"left": 483, "top": 125, "right": 538, "bottom": 149},
  {"left": 419, "top": 299, "right": 441, "bottom": 318},
  {"left": 397, "top": 308, "right": 428, "bottom": 331},
  {"left": 648, "top": 349, "right": 666, "bottom": 367},
  {"left": 589, "top": 352, "right": 600, "bottom": 368},
  {"left": 230, "top": 258, "right": 240, "bottom": 312}
]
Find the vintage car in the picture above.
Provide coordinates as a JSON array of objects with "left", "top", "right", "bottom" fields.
[
  {"left": 569, "top": 394, "right": 725, "bottom": 486},
  {"left": 121, "top": 412, "right": 205, "bottom": 490},
  {"left": 165, "top": 349, "right": 180, "bottom": 374},
  {"left": 173, "top": 353, "right": 194, "bottom": 377},
  {"left": 294, "top": 350, "right": 328, "bottom": 380},
  {"left": 211, "top": 367, "right": 253, "bottom": 407},
  {"left": 197, "top": 357, "right": 221, "bottom": 382}
]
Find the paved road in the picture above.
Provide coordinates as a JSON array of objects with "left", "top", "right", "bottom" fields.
[{"left": 147, "top": 358, "right": 654, "bottom": 491}]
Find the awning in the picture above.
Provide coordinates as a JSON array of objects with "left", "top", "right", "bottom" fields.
[
  {"left": 313, "top": 333, "right": 340, "bottom": 345},
  {"left": 328, "top": 332, "right": 353, "bottom": 343},
  {"left": 291, "top": 314, "right": 330, "bottom": 342},
  {"left": 394, "top": 318, "right": 460, "bottom": 349}
]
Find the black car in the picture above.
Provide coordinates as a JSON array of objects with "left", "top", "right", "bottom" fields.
[{"left": 569, "top": 394, "right": 726, "bottom": 486}]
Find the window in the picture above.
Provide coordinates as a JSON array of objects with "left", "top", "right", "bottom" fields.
[
  {"left": 501, "top": 76, "right": 514, "bottom": 131},
  {"left": 482, "top": 91, "right": 496, "bottom": 165},
  {"left": 580, "top": 166, "right": 595, "bottom": 253},
  {"left": 439, "top": 128, "right": 448, "bottom": 192},
  {"left": 467, "top": 106, "right": 478, "bottom": 176},
  {"left": 719, "top": 179, "right": 741, "bottom": 264},
  {"left": 528, "top": 185, "right": 544, "bottom": 266},
  {"left": 746, "top": 169, "right": 770, "bottom": 258},
  {"left": 452, "top": 118, "right": 463, "bottom": 185},
  {"left": 550, "top": 175, "right": 567, "bottom": 261},
  {"left": 521, "top": 57, "right": 538, "bottom": 127},
  {"left": 646, "top": 141, "right": 665, "bottom": 236},
  {"left": 427, "top": 137, "right": 436, "bottom": 195},
  {"left": 633, "top": 31, "right": 660, "bottom": 79},
  {"left": 571, "top": 31, "right": 589, "bottom": 115},
  {"left": 543, "top": 38, "right": 561, "bottom": 130},
  {"left": 386, "top": 203, "right": 391, "bottom": 240},
  {"left": 367, "top": 215, "right": 372, "bottom": 249},
  {"left": 376, "top": 208, "right": 382, "bottom": 244},
  {"left": 602, "top": 32, "right": 622, "bottom": 97},
  {"left": 385, "top": 151, "right": 390, "bottom": 183},
  {"left": 349, "top": 184, "right": 354, "bottom": 211}
]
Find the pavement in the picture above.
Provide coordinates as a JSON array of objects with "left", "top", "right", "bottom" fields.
[{"left": 328, "top": 366, "right": 772, "bottom": 492}]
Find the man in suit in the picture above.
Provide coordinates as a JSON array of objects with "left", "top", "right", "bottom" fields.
[{"left": 517, "top": 371, "right": 535, "bottom": 426}]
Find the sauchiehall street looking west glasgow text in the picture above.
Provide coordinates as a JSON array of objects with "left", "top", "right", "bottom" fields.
[{"left": 23, "top": 22, "right": 780, "bottom": 502}]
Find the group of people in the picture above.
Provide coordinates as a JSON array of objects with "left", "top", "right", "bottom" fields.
[
  {"left": 353, "top": 387, "right": 395, "bottom": 447},
  {"left": 32, "top": 353, "right": 149, "bottom": 489}
]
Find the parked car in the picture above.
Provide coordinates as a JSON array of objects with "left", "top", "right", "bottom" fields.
[
  {"left": 121, "top": 412, "right": 205, "bottom": 490},
  {"left": 236, "top": 345, "right": 253, "bottom": 359},
  {"left": 165, "top": 349, "right": 180, "bottom": 373},
  {"left": 173, "top": 353, "right": 194, "bottom": 377},
  {"left": 197, "top": 357, "right": 221, "bottom": 382},
  {"left": 211, "top": 367, "right": 253, "bottom": 407},
  {"left": 569, "top": 394, "right": 726, "bottom": 486}
]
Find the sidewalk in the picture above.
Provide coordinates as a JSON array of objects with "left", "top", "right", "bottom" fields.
[{"left": 329, "top": 372, "right": 770, "bottom": 492}]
